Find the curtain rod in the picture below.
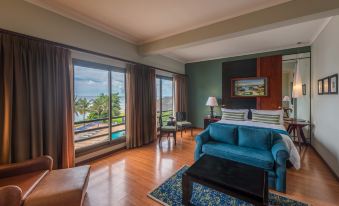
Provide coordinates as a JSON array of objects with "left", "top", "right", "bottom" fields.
[{"left": 0, "top": 28, "right": 184, "bottom": 75}]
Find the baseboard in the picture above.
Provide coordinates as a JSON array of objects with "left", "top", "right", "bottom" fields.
[{"left": 310, "top": 145, "right": 339, "bottom": 181}]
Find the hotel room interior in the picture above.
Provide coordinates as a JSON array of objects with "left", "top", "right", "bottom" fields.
[{"left": 1, "top": 0, "right": 339, "bottom": 206}]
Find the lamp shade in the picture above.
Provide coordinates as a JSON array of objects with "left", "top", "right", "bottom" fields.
[
  {"left": 292, "top": 59, "right": 303, "bottom": 98},
  {"left": 282, "top": 96, "right": 291, "bottom": 101},
  {"left": 206, "top": 97, "right": 218, "bottom": 107}
]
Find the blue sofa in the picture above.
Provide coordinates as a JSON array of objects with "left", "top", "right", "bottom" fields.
[{"left": 194, "top": 123, "right": 289, "bottom": 192}]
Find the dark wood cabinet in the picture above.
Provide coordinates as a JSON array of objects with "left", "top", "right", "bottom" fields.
[{"left": 203, "top": 117, "right": 221, "bottom": 129}]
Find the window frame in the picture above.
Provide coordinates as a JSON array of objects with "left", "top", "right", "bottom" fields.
[
  {"left": 156, "top": 75, "right": 174, "bottom": 127},
  {"left": 72, "top": 59, "right": 126, "bottom": 154}
]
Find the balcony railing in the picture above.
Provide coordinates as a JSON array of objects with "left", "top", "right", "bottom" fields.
[
  {"left": 156, "top": 109, "right": 173, "bottom": 126},
  {"left": 74, "top": 115, "right": 125, "bottom": 143},
  {"left": 74, "top": 110, "right": 173, "bottom": 143}
]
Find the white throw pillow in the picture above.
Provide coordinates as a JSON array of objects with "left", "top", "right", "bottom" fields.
[
  {"left": 250, "top": 109, "right": 284, "bottom": 125},
  {"left": 221, "top": 108, "right": 249, "bottom": 120}
]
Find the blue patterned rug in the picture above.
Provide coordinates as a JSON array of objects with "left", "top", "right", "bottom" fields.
[{"left": 148, "top": 166, "right": 309, "bottom": 206}]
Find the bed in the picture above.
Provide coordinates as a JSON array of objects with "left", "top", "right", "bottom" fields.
[{"left": 216, "top": 119, "right": 301, "bottom": 169}]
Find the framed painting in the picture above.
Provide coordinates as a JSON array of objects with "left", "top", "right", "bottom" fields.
[
  {"left": 231, "top": 77, "right": 268, "bottom": 97},
  {"left": 323, "top": 77, "right": 329, "bottom": 94},
  {"left": 302, "top": 84, "right": 306, "bottom": 95},
  {"left": 318, "top": 79, "right": 323, "bottom": 95},
  {"left": 329, "top": 74, "right": 338, "bottom": 94}
]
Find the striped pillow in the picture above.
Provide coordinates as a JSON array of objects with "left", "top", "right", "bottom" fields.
[
  {"left": 222, "top": 111, "right": 246, "bottom": 121},
  {"left": 252, "top": 113, "right": 281, "bottom": 125}
]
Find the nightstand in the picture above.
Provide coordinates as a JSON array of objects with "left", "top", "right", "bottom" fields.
[{"left": 203, "top": 116, "right": 221, "bottom": 129}]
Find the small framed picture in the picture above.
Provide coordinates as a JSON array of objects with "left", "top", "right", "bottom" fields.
[
  {"left": 329, "top": 74, "right": 338, "bottom": 94},
  {"left": 318, "top": 79, "right": 323, "bottom": 95},
  {"left": 302, "top": 84, "right": 306, "bottom": 95},
  {"left": 323, "top": 77, "right": 329, "bottom": 94}
]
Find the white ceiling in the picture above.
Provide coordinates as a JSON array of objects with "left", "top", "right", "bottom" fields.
[
  {"left": 26, "top": 0, "right": 290, "bottom": 44},
  {"left": 164, "top": 18, "right": 331, "bottom": 63},
  {"left": 25, "top": 0, "right": 332, "bottom": 64}
]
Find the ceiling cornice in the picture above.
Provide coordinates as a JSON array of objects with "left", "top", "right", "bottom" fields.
[
  {"left": 25, "top": 0, "right": 139, "bottom": 44},
  {"left": 182, "top": 44, "right": 311, "bottom": 64}
]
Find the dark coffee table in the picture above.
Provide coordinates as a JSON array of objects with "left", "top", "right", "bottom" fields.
[{"left": 182, "top": 154, "right": 268, "bottom": 206}]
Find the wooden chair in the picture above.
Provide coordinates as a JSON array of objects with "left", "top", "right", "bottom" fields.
[
  {"left": 158, "top": 116, "right": 177, "bottom": 146},
  {"left": 176, "top": 112, "right": 193, "bottom": 137}
]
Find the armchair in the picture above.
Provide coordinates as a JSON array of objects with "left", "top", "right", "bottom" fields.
[
  {"left": 0, "top": 156, "right": 90, "bottom": 206},
  {"left": 0, "top": 156, "right": 53, "bottom": 206}
]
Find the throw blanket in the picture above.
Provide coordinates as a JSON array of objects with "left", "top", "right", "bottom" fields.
[{"left": 216, "top": 119, "right": 301, "bottom": 169}]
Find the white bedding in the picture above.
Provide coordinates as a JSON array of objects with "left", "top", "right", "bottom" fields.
[{"left": 216, "top": 119, "right": 301, "bottom": 169}]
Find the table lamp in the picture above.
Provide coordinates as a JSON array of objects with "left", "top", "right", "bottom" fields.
[{"left": 206, "top": 97, "right": 218, "bottom": 118}]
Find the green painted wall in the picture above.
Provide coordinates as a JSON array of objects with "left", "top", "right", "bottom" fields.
[{"left": 185, "top": 47, "right": 311, "bottom": 128}]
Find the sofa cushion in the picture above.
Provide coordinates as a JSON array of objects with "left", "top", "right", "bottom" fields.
[
  {"left": 0, "top": 170, "right": 49, "bottom": 200},
  {"left": 209, "top": 124, "right": 237, "bottom": 145},
  {"left": 238, "top": 126, "right": 272, "bottom": 150},
  {"left": 24, "top": 165, "right": 90, "bottom": 206},
  {"left": 202, "top": 141, "right": 274, "bottom": 170}
]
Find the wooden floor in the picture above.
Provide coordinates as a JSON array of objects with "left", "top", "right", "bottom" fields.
[{"left": 83, "top": 129, "right": 339, "bottom": 206}]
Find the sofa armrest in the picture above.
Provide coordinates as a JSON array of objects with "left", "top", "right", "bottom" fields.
[
  {"left": 0, "top": 156, "right": 53, "bottom": 178},
  {"left": 271, "top": 138, "right": 289, "bottom": 163},
  {"left": 0, "top": 186, "right": 22, "bottom": 206},
  {"left": 195, "top": 128, "right": 210, "bottom": 144},
  {"left": 194, "top": 128, "right": 210, "bottom": 160}
]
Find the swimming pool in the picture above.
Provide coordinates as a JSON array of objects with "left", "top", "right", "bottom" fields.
[{"left": 111, "top": 130, "right": 125, "bottom": 139}]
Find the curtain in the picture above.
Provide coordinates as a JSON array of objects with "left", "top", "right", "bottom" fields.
[
  {"left": 0, "top": 33, "right": 74, "bottom": 169},
  {"left": 174, "top": 74, "right": 188, "bottom": 113},
  {"left": 126, "top": 64, "right": 156, "bottom": 148}
]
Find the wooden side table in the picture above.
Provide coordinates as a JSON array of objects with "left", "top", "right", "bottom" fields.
[
  {"left": 203, "top": 117, "right": 221, "bottom": 129},
  {"left": 286, "top": 119, "right": 311, "bottom": 151}
]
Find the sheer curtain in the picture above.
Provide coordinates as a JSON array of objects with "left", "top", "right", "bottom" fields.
[
  {"left": 174, "top": 74, "right": 188, "bottom": 114},
  {"left": 0, "top": 33, "right": 74, "bottom": 169},
  {"left": 126, "top": 64, "right": 156, "bottom": 148}
]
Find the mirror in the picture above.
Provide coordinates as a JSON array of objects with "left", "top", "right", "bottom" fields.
[{"left": 282, "top": 52, "right": 311, "bottom": 138}]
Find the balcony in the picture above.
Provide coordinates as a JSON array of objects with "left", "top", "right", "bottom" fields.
[
  {"left": 156, "top": 109, "right": 174, "bottom": 127},
  {"left": 74, "top": 115, "right": 125, "bottom": 150}
]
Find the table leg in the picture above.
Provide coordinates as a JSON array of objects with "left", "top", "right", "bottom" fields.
[
  {"left": 182, "top": 173, "right": 192, "bottom": 206},
  {"left": 287, "top": 124, "right": 292, "bottom": 133},
  {"left": 297, "top": 127, "right": 303, "bottom": 152},
  {"left": 299, "top": 126, "right": 308, "bottom": 145}
]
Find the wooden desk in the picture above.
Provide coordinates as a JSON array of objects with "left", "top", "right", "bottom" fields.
[{"left": 286, "top": 120, "right": 311, "bottom": 151}]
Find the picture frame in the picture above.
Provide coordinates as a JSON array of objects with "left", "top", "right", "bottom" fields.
[
  {"left": 329, "top": 74, "right": 338, "bottom": 94},
  {"left": 231, "top": 77, "right": 268, "bottom": 97},
  {"left": 318, "top": 79, "right": 323, "bottom": 95},
  {"left": 323, "top": 77, "right": 329, "bottom": 94},
  {"left": 302, "top": 84, "right": 306, "bottom": 95}
]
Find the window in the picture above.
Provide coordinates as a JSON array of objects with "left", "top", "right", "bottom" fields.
[
  {"left": 73, "top": 60, "right": 126, "bottom": 151},
  {"left": 156, "top": 75, "right": 174, "bottom": 127}
]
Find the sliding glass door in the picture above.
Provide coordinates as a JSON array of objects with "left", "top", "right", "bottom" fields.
[
  {"left": 73, "top": 60, "right": 126, "bottom": 151},
  {"left": 156, "top": 75, "right": 174, "bottom": 127}
]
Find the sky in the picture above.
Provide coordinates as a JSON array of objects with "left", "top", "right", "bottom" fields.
[
  {"left": 75, "top": 65, "right": 173, "bottom": 98},
  {"left": 74, "top": 65, "right": 124, "bottom": 97}
]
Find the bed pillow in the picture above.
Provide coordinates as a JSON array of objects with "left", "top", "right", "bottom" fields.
[
  {"left": 221, "top": 108, "right": 249, "bottom": 121},
  {"left": 251, "top": 109, "right": 283, "bottom": 125}
]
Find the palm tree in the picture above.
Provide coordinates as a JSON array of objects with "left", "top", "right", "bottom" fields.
[
  {"left": 75, "top": 98, "right": 91, "bottom": 124},
  {"left": 111, "top": 93, "right": 121, "bottom": 117},
  {"left": 90, "top": 94, "right": 109, "bottom": 119}
]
